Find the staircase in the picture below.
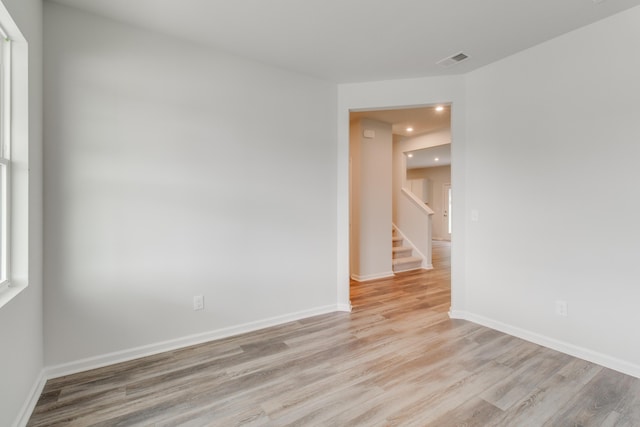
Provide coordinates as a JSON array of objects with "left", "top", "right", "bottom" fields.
[{"left": 392, "top": 228, "right": 422, "bottom": 273}]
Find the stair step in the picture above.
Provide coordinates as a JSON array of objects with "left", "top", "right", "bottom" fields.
[
  {"left": 392, "top": 236, "right": 403, "bottom": 247},
  {"left": 392, "top": 256, "right": 422, "bottom": 272},
  {"left": 392, "top": 246, "right": 412, "bottom": 258}
]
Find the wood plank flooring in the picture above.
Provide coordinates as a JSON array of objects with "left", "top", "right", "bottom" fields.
[{"left": 28, "top": 241, "right": 640, "bottom": 426}]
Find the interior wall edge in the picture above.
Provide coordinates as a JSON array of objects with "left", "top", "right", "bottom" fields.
[{"left": 12, "top": 370, "right": 46, "bottom": 427}]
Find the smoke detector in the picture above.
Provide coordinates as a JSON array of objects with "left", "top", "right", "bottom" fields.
[{"left": 437, "top": 52, "right": 469, "bottom": 68}]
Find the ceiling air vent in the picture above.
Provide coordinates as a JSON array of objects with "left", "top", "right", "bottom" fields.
[{"left": 437, "top": 52, "right": 469, "bottom": 68}]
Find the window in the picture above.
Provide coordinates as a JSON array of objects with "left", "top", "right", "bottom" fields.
[
  {"left": 0, "top": 3, "right": 28, "bottom": 308},
  {"left": 0, "top": 30, "right": 8, "bottom": 290}
]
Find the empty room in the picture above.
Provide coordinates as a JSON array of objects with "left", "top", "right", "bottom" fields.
[{"left": 2, "top": 0, "right": 640, "bottom": 425}]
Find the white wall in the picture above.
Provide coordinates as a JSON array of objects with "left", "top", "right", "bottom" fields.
[
  {"left": 43, "top": 3, "right": 338, "bottom": 368},
  {"left": 0, "top": 0, "right": 43, "bottom": 426},
  {"left": 463, "top": 5, "right": 640, "bottom": 376},
  {"left": 338, "top": 6, "right": 640, "bottom": 377},
  {"left": 408, "top": 165, "right": 451, "bottom": 240},
  {"left": 3, "top": 2, "right": 639, "bottom": 423},
  {"left": 349, "top": 118, "right": 392, "bottom": 281}
]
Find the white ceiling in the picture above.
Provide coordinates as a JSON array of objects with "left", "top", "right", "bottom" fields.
[
  {"left": 351, "top": 105, "right": 450, "bottom": 137},
  {"left": 351, "top": 106, "right": 451, "bottom": 168},
  {"left": 49, "top": 0, "right": 640, "bottom": 83},
  {"left": 407, "top": 144, "right": 451, "bottom": 169}
]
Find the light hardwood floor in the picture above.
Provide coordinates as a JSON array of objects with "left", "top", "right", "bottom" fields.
[{"left": 29, "top": 241, "right": 640, "bottom": 426}]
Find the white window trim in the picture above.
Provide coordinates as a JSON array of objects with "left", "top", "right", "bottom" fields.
[
  {"left": 0, "top": 24, "right": 10, "bottom": 293},
  {"left": 0, "top": 1, "right": 29, "bottom": 308}
]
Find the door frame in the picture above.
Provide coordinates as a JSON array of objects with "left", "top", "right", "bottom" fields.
[{"left": 337, "top": 77, "right": 466, "bottom": 315}]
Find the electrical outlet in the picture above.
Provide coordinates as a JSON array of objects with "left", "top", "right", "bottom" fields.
[
  {"left": 193, "top": 295, "right": 204, "bottom": 311},
  {"left": 555, "top": 300, "right": 568, "bottom": 317}
]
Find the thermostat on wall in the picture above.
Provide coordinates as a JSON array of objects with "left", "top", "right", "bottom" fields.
[{"left": 363, "top": 129, "right": 375, "bottom": 139}]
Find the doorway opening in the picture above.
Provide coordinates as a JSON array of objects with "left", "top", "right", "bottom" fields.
[{"left": 348, "top": 104, "right": 452, "bottom": 307}]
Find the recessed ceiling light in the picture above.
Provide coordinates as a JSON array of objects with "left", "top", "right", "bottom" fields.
[
  {"left": 407, "top": 153, "right": 413, "bottom": 158},
  {"left": 435, "top": 106, "right": 444, "bottom": 112},
  {"left": 435, "top": 157, "right": 439, "bottom": 161},
  {"left": 406, "top": 127, "right": 413, "bottom": 132}
]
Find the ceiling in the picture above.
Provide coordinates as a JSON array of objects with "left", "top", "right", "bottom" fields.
[
  {"left": 351, "top": 105, "right": 450, "bottom": 137},
  {"left": 351, "top": 106, "right": 451, "bottom": 168},
  {"left": 49, "top": 0, "right": 640, "bottom": 83},
  {"left": 407, "top": 144, "right": 451, "bottom": 169}
]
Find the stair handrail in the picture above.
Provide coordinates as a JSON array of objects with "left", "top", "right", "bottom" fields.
[{"left": 401, "top": 187, "right": 435, "bottom": 216}]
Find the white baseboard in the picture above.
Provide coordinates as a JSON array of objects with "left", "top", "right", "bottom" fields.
[
  {"left": 450, "top": 310, "right": 640, "bottom": 379},
  {"left": 336, "top": 302, "right": 352, "bottom": 312},
  {"left": 13, "top": 370, "right": 46, "bottom": 427},
  {"left": 448, "top": 309, "right": 466, "bottom": 319},
  {"left": 45, "top": 304, "right": 343, "bottom": 380},
  {"left": 392, "top": 266, "right": 433, "bottom": 274},
  {"left": 351, "top": 271, "right": 394, "bottom": 282}
]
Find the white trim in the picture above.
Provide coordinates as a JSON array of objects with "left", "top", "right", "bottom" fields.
[
  {"left": 0, "top": 22, "right": 8, "bottom": 40},
  {"left": 448, "top": 309, "right": 465, "bottom": 319},
  {"left": 450, "top": 310, "right": 640, "bottom": 380},
  {"left": 0, "top": 0, "right": 29, "bottom": 307},
  {"left": 350, "top": 271, "right": 395, "bottom": 282},
  {"left": 0, "top": 35, "right": 10, "bottom": 286},
  {"left": 336, "top": 302, "right": 353, "bottom": 312},
  {"left": 0, "top": 281, "right": 26, "bottom": 308},
  {"left": 394, "top": 265, "right": 433, "bottom": 273},
  {"left": 1, "top": 38, "right": 11, "bottom": 158},
  {"left": 12, "top": 370, "right": 46, "bottom": 427},
  {"left": 44, "top": 304, "right": 344, "bottom": 379},
  {"left": 401, "top": 187, "right": 434, "bottom": 215}
]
